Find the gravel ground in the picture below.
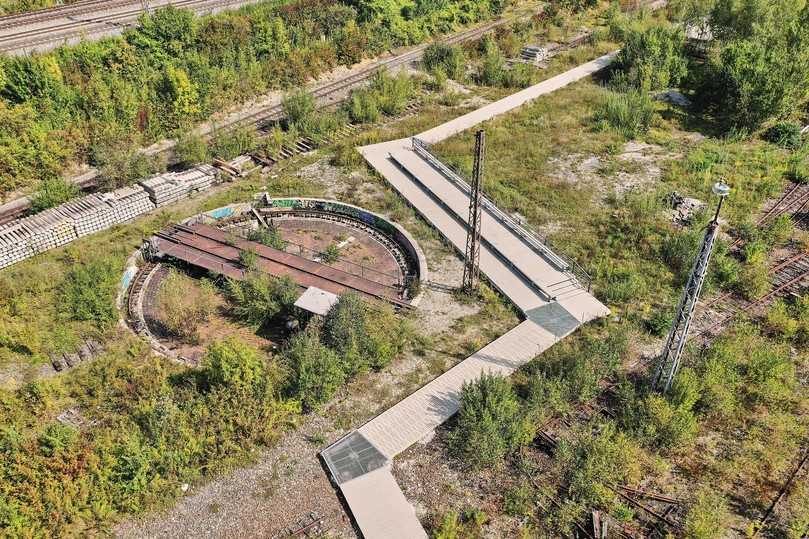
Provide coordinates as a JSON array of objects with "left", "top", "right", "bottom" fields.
[{"left": 115, "top": 415, "right": 358, "bottom": 539}]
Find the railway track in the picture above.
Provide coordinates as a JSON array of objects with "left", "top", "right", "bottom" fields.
[
  {"left": 0, "top": 0, "right": 255, "bottom": 53},
  {"left": 692, "top": 252, "right": 809, "bottom": 340},
  {"left": 689, "top": 177, "right": 809, "bottom": 339},
  {"left": 0, "top": 16, "right": 513, "bottom": 224}
]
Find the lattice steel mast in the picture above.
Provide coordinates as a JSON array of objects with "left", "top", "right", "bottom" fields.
[
  {"left": 463, "top": 130, "right": 486, "bottom": 293},
  {"left": 652, "top": 182, "right": 730, "bottom": 392}
]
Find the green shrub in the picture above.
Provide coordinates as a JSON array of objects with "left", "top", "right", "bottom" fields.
[
  {"left": 238, "top": 248, "right": 259, "bottom": 270},
  {"left": 157, "top": 270, "right": 217, "bottom": 343},
  {"left": 448, "top": 373, "right": 533, "bottom": 469},
  {"left": 477, "top": 35, "right": 505, "bottom": 87},
  {"left": 322, "top": 292, "right": 403, "bottom": 373},
  {"left": 683, "top": 487, "right": 729, "bottom": 539},
  {"left": 283, "top": 89, "right": 316, "bottom": 127},
  {"left": 174, "top": 132, "right": 210, "bottom": 166},
  {"left": 592, "top": 87, "right": 655, "bottom": 139},
  {"left": 30, "top": 177, "right": 79, "bottom": 213},
  {"left": 613, "top": 25, "right": 688, "bottom": 91},
  {"left": 786, "top": 148, "right": 809, "bottom": 183},
  {"left": 204, "top": 338, "right": 266, "bottom": 391},
  {"left": 91, "top": 135, "right": 165, "bottom": 190},
  {"left": 422, "top": 42, "right": 466, "bottom": 80},
  {"left": 372, "top": 71, "right": 415, "bottom": 115},
  {"left": 552, "top": 421, "right": 642, "bottom": 527},
  {"left": 60, "top": 257, "right": 119, "bottom": 327},
  {"left": 645, "top": 309, "right": 672, "bottom": 337},
  {"left": 247, "top": 225, "right": 285, "bottom": 250},
  {"left": 321, "top": 243, "right": 340, "bottom": 264},
  {"left": 347, "top": 88, "right": 380, "bottom": 123},
  {"left": 210, "top": 127, "right": 256, "bottom": 160},
  {"left": 284, "top": 324, "right": 345, "bottom": 411},
  {"left": 224, "top": 273, "right": 298, "bottom": 327},
  {"left": 764, "top": 122, "right": 802, "bottom": 149}
]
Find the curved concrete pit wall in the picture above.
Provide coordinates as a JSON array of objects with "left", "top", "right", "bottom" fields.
[{"left": 257, "top": 196, "right": 429, "bottom": 306}]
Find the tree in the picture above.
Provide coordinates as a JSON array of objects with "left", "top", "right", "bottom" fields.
[
  {"left": 160, "top": 66, "right": 200, "bottom": 128},
  {"left": 0, "top": 55, "right": 63, "bottom": 103},
  {"left": 205, "top": 338, "right": 266, "bottom": 391},
  {"left": 285, "top": 325, "right": 345, "bottom": 411},
  {"left": 695, "top": 3, "right": 809, "bottom": 131},
  {"left": 614, "top": 26, "right": 688, "bottom": 91},
  {"left": 448, "top": 374, "right": 532, "bottom": 469}
]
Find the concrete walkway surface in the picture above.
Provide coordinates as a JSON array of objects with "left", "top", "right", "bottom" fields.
[{"left": 321, "top": 52, "right": 615, "bottom": 539}]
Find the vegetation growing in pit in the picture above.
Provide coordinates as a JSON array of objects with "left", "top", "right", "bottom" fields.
[{"left": 156, "top": 269, "right": 218, "bottom": 343}]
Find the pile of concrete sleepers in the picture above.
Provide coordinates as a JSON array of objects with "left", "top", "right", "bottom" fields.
[
  {"left": 139, "top": 165, "right": 218, "bottom": 207},
  {"left": 0, "top": 164, "right": 220, "bottom": 270}
]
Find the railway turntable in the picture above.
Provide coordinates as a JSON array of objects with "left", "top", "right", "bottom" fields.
[{"left": 124, "top": 198, "right": 427, "bottom": 363}]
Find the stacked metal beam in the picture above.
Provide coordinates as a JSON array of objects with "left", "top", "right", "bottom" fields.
[{"left": 138, "top": 165, "right": 218, "bottom": 207}]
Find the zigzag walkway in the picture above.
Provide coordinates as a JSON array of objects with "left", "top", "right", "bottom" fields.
[{"left": 321, "top": 54, "right": 614, "bottom": 538}]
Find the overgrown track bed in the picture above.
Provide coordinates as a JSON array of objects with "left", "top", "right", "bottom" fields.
[
  {"left": 691, "top": 179, "right": 809, "bottom": 340},
  {"left": 693, "top": 252, "right": 809, "bottom": 341}
]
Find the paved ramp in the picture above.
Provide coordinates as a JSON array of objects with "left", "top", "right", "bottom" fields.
[{"left": 322, "top": 54, "right": 614, "bottom": 538}]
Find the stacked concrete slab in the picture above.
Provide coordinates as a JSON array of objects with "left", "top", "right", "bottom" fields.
[
  {"left": 103, "top": 185, "right": 155, "bottom": 223},
  {"left": 0, "top": 164, "right": 221, "bottom": 270},
  {"left": 138, "top": 165, "right": 218, "bottom": 207}
]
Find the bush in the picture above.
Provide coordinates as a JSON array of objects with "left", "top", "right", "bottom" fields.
[
  {"left": 210, "top": 127, "right": 256, "bottom": 160},
  {"left": 247, "top": 225, "right": 285, "bottom": 250},
  {"left": 30, "top": 177, "right": 79, "bottom": 213},
  {"left": 764, "top": 122, "right": 802, "bottom": 149},
  {"left": 322, "top": 292, "right": 403, "bottom": 374},
  {"left": 283, "top": 89, "right": 316, "bottom": 127},
  {"left": 551, "top": 421, "right": 643, "bottom": 531},
  {"left": 786, "top": 148, "right": 809, "bottom": 183},
  {"left": 321, "top": 243, "right": 340, "bottom": 264},
  {"left": 157, "top": 270, "right": 217, "bottom": 343},
  {"left": 92, "top": 136, "right": 165, "bottom": 190},
  {"left": 477, "top": 35, "right": 505, "bottom": 87},
  {"left": 737, "top": 240, "right": 770, "bottom": 300},
  {"left": 448, "top": 373, "right": 533, "bottom": 469},
  {"left": 238, "top": 248, "right": 259, "bottom": 270},
  {"left": 174, "top": 133, "right": 210, "bottom": 166},
  {"left": 60, "top": 257, "right": 119, "bottom": 327},
  {"left": 204, "top": 338, "right": 266, "bottom": 392},
  {"left": 224, "top": 273, "right": 298, "bottom": 327},
  {"left": 284, "top": 324, "right": 345, "bottom": 411},
  {"left": 613, "top": 26, "right": 688, "bottom": 91},
  {"left": 422, "top": 42, "right": 466, "bottom": 80},
  {"left": 683, "top": 487, "right": 729, "bottom": 539},
  {"left": 371, "top": 71, "right": 414, "bottom": 116},
  {"left": 347, "top": 88, "right": 380, "bottom": 123},
  {"left": 592, "top": 87, "right": 655, "bottom": 139}
]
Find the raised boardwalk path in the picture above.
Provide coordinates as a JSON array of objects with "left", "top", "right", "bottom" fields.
[{"left": 321, "top": 54, "right": 614, "bottom": 538}]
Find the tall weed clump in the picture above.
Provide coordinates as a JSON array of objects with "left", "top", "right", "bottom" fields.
[{"left": 592, "top": 84, "right": 654, "bottom": 139}]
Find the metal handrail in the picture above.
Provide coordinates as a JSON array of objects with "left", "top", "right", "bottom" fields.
[{"left": 411, "top": 138, "right": 592, "bottom": 290}]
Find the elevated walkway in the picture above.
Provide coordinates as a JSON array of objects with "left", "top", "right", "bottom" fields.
[{"left": 321, "top": 54, "right": 615, "bottom": 539}]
